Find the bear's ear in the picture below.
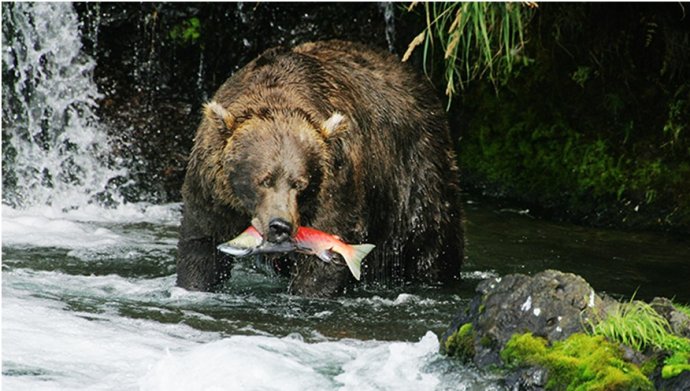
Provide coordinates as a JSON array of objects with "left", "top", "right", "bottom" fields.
[
  {"left": 321, "top": 112, "right": 347, "bottom": 138},
  {"left": 203, "top": 101, "right": 235, "bottom": 134}
]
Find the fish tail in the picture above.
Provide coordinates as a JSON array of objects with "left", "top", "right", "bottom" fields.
[{"left": 341, "top": 244, "right": 375, "bottom": 281}]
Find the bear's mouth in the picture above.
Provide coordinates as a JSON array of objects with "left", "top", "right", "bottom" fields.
[{"left": 251, "top": 217, "right": 295, "bottom": 244}]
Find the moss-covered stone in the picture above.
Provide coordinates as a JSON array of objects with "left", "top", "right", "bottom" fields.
[
  {"left": 501, "top": 332, "right": 653, "bottom": 390},
  {"left": 444, "top": 322, "right": 475, "bottom": 362}
]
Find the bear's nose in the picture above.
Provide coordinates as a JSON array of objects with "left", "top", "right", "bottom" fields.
[{"left": 267, "top": 218, "right": 293, "bottom": 243}]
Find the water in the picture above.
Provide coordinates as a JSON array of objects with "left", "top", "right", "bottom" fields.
[
  {"left": 464, "top": 201, "right": 690, "bottom": 302},
  {"left": 3, "top": 3, "right": 690, "bottom": 390},
  {"left": 4, "top": 201, "right": 689, "bottom": 390}
]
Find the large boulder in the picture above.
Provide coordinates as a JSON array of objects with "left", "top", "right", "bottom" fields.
[{"left": 441, "top": 270, "right": 609, "bottom": 367}]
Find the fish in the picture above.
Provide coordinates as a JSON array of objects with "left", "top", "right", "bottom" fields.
[
  {"left": 292, "top": 227, "right": 374, "bottom": 281},
  {"left": 217, "top": 226, "right": 375, "bottom": 280},
  {"left": 216, "top": 226, "right": 298, "bottom": 257}
]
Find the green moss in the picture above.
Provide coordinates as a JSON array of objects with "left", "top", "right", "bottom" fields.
[
  {"left": 444, "top": 323, "right": 475, "bottom": 362},
  {"left": 639, "top": 357, "right": 659, "bottom": 377},
  {"left": 501, "top": 333, "right": 653, "bottom": 391},
  {"left": 662, "top": 350, "right": 690, "bottom": 379}
]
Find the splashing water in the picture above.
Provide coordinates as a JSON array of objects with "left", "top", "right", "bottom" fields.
[{"left": 2, "top": 2, "right": 125, "bottom": 211}]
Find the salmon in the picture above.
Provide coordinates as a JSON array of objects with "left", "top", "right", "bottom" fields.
[{"left": 217, "top": 226, "right": 375, "bottom": 280}]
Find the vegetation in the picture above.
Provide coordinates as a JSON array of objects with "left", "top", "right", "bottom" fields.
[
  {"left": 501, "top": 332, "right": 654, "bottom": 390},
  {"left": 589, "top": 300, "right": 690, "bottom": 379},
  {"left": 169, "top": 17, "right": 201, "bottom": 45},
  {"left": 404, "top": 2, "right": 534, "bottom": 106}
]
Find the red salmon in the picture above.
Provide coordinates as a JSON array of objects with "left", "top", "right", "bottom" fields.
[
  {"left": 217, "top": 226, "right": 374, "bottom": 280},
  {"left": 293, "top": 226, "right": 374, "bottom": 281}
]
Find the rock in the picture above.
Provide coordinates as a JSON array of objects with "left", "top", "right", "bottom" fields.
[
  {"left": 652, "top": 369, "right": 690, "bottom": 391},
  {"left": 503, "top": 367, "right": 548, "bottom": 391},
  {"left": 650, "top": 297, "right": 690, "bottom": 338},
  {"left": 442, "top": 269, "right": 607, "bottom": 367}
]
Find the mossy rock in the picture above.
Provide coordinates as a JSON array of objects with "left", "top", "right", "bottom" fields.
[
  {"left": 444, "top": 323, "right": 475, "bottom": 362},
  {"left": 501, "top": 332, "right": 654, "bottom": 391}
]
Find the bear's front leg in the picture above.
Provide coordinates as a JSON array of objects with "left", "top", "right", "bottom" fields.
[
  {"left": 176, "top": 236, "right": 232, "bottom": 291},
  {"left": 176, "top": 210, "right": 233, "bottom": 291},
  {"left": 288, "top": 254, "right": 352, "bottom": 298}
]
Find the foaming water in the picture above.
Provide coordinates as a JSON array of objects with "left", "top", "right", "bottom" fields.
[
  {"left": 2, "top": 202, "right": 181, "bottom": 249},
  {"left": 140, "top": 331, "right": 501, "bottom": 391},
  {"left": 3, "top": 291, "right": 215, "bottom": 390}
]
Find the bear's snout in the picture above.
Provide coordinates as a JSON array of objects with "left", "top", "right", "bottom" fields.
[{"left": 267, "top": 218, "right": 293, "bottom": 243}]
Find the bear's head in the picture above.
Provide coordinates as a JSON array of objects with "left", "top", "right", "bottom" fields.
[{"left": 204, "top": 101, "right": 346, "bottom": 244}]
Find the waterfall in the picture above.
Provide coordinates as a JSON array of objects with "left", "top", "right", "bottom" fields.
[{"left": 2, "top": 3, "right": 126, "bottom": 211}]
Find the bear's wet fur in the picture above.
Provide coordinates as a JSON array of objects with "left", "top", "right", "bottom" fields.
[{"left": 177, "top": 40, "right": 464, "bottom": 297}]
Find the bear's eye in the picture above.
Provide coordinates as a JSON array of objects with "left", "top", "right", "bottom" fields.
[
  {"left": 259, "top": 175, "right": 273, "bottom": 188},
  {"left": 290, "top": 178, "right": 308, "bottom": 191}
]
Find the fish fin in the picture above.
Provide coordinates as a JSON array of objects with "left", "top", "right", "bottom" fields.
[
  {"left": 315, "top": 250, "right": 334, "bottom": 263},
  {"left": 341, "top": 244, "right": 375, "bottom": 281}
]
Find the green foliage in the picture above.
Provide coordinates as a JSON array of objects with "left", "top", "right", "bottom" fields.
[
  {"left": 459, "top": 80, "right": 690, "bottom": 229},
  {"left": 501, "top": 333, "right": 653, "bottom": 390},
  {"left": 589, "top": 300, "right": 690, "bottom": 379},
  {"left": 589, "top": 300, "right": 672, "bottom": 352},
  {"left": 663, "top": 350, "right": 690, "bottom": 379},
  {"left": 170, "top": 17, "right": 201, "bottom": 45},
  {"left": 404, "top": 2, "right": 534, "bottom": 104},
  {"left": 571, "top": 65, "right": 593, "bottom": 88},
  {"left": 662, "top": 86, "right": 690, "bottom": 148},
  {"left": 456, "top": 4, "right": 690, "bottom": 231},
  {"left": 444, "top": 322, "right": 475, "bottom": 362}
]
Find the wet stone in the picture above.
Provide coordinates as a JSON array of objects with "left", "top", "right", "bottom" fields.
[
  {"left": 441, "top": 269, "right": 608, "bottom": 368},
  {"left": 650, "top": 297, "right": 690, "bottom": 338}
]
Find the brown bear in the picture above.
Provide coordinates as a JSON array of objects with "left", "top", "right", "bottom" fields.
[{"left": 176, "top": 40, "right": 464, "bottom": 297}]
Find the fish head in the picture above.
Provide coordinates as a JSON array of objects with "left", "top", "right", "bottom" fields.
[{"left": 223, "top": 112, "right": 327, "bottom": 243}]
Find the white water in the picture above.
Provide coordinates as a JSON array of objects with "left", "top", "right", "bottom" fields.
[{"left": 2, "top": 3, "right": 502, "bottom": 390}]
